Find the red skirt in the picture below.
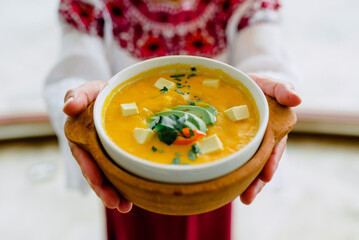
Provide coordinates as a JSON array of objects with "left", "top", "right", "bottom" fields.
[{"left": 106, "top": 203, "right": 232, "bottom": 240}]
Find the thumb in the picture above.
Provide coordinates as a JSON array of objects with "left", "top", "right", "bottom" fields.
[
  {"left": 248, "top": 74, "right": 301, "bottom": 107},
  {"left": 63, "top": 80, "right": 106, "bottom": 116}
]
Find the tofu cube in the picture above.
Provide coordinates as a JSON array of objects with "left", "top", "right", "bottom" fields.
[
  {"left": 202, "top": 79, "right": 220, "bottom": 88},
  {"left": 133, "top": 128, "right": 155, "bottom": 144},
  {"left": 154, "top": 78, "right": 175, "bottom": 90},
  {"left": 224, "top": 105, "right": 250, "bottom": 121},
  {"left": 121, "top": 103, "right": 139, "bottom": 116},
  {"left": 197, "top": 134, "right": 223, "bottom": 154}
]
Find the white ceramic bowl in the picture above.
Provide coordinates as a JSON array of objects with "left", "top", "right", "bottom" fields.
[{"left": 94, "top": 56, "right": 269, "bottom": 183}]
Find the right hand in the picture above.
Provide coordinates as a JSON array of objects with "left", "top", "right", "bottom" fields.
[{"left": 63, "top": 81, "right": 133, "bottom": 213}]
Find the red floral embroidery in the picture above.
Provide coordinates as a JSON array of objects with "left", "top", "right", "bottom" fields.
[
  {"left": 59, "top": 0, "right": 281, "bottom": 59},
  {"left": 106, "top": 1, "right": 127, "bottom": 26},
  {"left": 59, "top": 0, "right": 104, "bottom": 36},
  {"left": 139, "top": 34, "right": 168, "bottom": 58},
  {"left": 71, "top": 1, "right": 94, "bottom": 27},
  {"left": 238, "top": 0, "right": 281, "bottom": 31},
  {"left": 185, "top": 32, "right": 214, "bottom": 56},
  {"left": 261, "top": 0, "right": 280, "bottom": 10}
]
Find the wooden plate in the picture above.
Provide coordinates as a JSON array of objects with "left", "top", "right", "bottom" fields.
[{"left": 65, "top": 96, "right": 296, "bottom": 215}]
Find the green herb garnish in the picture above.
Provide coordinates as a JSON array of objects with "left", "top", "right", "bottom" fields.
[
  {"left": 151, "top": 146, "right": 157, "bottom": 152},
  {"left": 189, "top": 128, "right": 195, "bottom": 137},
  {"left": 196, "top": 99, "right": 201, "bottom": 102},
  {"left": 176, "top": 83, "right": 185, "bottom": 88},
  {"left": 187, "top": 73, "right": 196, "bottom": 79},
  {"left": 191, "top": 67, "right": 196, "bottom": 71},
  {"left": 175, "top": 78, "right": 182, "bottom": 81},
  {"left": 170, "top": 74, "right": 186, "bottom": 78},
  {"left": 188, "top": 144, "right": 201, "bottom": 161},
  {"left": 175, "top": 89, "right": 185, "bottom": 95},
  {"left": 159, "top": 150, "right": 164, "bottom": 153},
  {"left": 160, "top": 86, "right": 168, "bottom": 93},
  {"left": 150, "top": 114, "right": 188, "bottom": 145},
  {"left": 188, "top": 100, "right": 195, "bottom": 106},
  {"left": 172, "top": 157, "right": 181, "bottom": 165},
  {"left": 175, "top": 152, "right": 181, "bottom": 156}
]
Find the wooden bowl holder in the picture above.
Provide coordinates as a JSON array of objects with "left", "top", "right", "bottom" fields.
[{"left": 65, "top": 96, "right": 296, "bottom": 215}]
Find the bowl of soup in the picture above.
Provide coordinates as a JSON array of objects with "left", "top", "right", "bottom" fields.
[{"left": 93, "top": 56, "right": 269, "bottom": 183}]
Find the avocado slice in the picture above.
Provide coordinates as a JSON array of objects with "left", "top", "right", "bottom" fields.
[
  {"left": 183, "top": 121, "right": 198, "bottom": 130},
  {"left": 172, "top": 105, "right": 216, "bottom": 125},
  {"left": 155, "top": 110, "right": 207, "bottom": 133},
  {"left": 148, "top": 117, "right": 199, "bottom": 131},
  {"left": 194, "top": 102, "right": 218, "bottom": 116}
]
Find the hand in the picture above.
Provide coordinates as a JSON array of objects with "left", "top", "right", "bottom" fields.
[
  {"left": 239, "top": 74, "right": 301, "bottom": 205},
  {"left": 63, "top": 81, "right": 133, "bottom": 213}
]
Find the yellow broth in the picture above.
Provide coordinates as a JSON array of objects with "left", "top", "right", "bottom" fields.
[{"left": 103, "top": 64, "right": 259, "bottom": 165}]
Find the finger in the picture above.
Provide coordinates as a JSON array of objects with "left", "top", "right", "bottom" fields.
[
  {"left": 259, "top": 135, "right": 288, "bottom": 182},
  {"left": 91, "top": 182, "right": 121, "bottom": 209},
  {"left": 240, "top": 178, "right": 266, "bottom": 205},
  {"left": 248, "top": 74, "right": 301, "bottom": 107},
  {"left": 117, "top": 199, "right": 133, "bottom": 213},
  {"left": 63, "top": 80, "right": 106, "bottom": 116},
  {"left": 68, "top": 142, "right": 104, "bottom": 186},
  {"left": 68, "top": 142, "right": 132, "bottom": 212}
]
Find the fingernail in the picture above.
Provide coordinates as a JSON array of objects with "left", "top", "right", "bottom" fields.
[{"left": 64, "top": 97, "right": 74, "bottom": 108}]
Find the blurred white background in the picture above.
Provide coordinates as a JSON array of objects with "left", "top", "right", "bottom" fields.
[{"left": 0, "top": 0, "right": 358, "bottom": 239}]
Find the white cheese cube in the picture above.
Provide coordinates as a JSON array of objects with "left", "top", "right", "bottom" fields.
[
  {"left": 224, "top": 105, "right": 250, "bottom": 121},
  {"left": 154, "top": 77, "right": 175, "bottom": 90},
  {"left": 202, "top": 79, "right": 220, "bottom": 88},
  {"left": 197, "top": 134, "right": 223, "bottom": 154},
  {"left": 133, "top": 128, "right": 155, "bottom": 144},
  {"left": 121, "top": 103, "right": 139, "bottom": 116}
]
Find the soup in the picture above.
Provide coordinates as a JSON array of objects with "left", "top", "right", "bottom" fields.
[{"left": 102, "top": 64, "right": 259, "bottom": 165}]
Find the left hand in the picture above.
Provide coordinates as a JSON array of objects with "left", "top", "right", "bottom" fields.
[{"left": 239, "top": 74, "right": 301, "bottom": 204}]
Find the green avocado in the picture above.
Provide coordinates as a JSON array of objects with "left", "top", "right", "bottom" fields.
[
  {"left": 183, "top": 121, "right": 198, "bottom": 130},
  {"left": 155, "top": 110, "right": 207, "bottom": 133},
  {"left": 194, "top": 102, "right": 218, "bottom": 116},
  {"left": 172, "top": 105, "right": 216, "bottom": 125},
  {"left": 148, "top": 117, "right": 199, "bottom": 131}
]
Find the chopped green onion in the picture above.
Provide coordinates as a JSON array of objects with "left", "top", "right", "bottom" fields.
[
  {"left": 176, "top": 83, "right": 186, "bottom": 88},
  {"left": 188, "top": 100, "right": 195, "bottom": 106},
  {"left": 172, "top": 157, "right": 181, "bottom": 165},
  {"left": 151, "top": 146, "right": 157, "bottom": 152},
  {"left": 187, "top": 73, "right": 196, "bottom": 79},
  {"left": 188, "top": 144, "right": 201, "bottom": 161},
  {"left": 170, "top": 74, "right": 186, "bottom": 78},
  {"left": 175, "top": 89, "right": 185, "bottom": 95},
  {"left": 175, "top": 152, "right": 181, "bottom": 156},
  {"left": 191, "top": 67, "right": 196, "bottom": 71},
  {"left": 160, "top": 86, "right": 168, "bottom": 93}
]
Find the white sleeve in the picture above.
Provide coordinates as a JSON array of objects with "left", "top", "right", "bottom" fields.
[
  {"left": 44, "top": 25, "right": 111, "bottom": 193},
  {"left": 231, "top": 3, "right": 297, "bottom": 84}
]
